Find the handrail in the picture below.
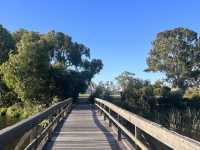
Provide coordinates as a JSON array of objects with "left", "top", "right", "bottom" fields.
[
  {"left": 95, "top": 98, "right": 200, "bottom": 150},
  {"left": 0, "top": 98, "right": 72, "bottom": 149}
]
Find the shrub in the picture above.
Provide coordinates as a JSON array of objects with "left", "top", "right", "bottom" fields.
[
  {"left": 184, "top": 88, "right": 200, "bottom": 99},
  {"left": 160, "top": 86, "right": 171, "bottom": 97},
  {"left": 52, "top": 96, "right": 60, "bottom": 105},
  {"left": 5, "top": 102, "right": 43, "bottom": 118},
  {"left": 6, "top": 105, "right": 22, "bottom": 118},
  {"left": 0, "top": 108, "right": 7, "bottom": 116}
]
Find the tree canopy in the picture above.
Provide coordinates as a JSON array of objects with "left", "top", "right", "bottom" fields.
[
  {"left": 146, "top": 28, "right": 200, "bottom": 89},
  {"left": 0, "top": 25, "right": 103, "bottom": 105},
  {"left": 1, "top": 32, "right": 50, "bottom": 103},
  {"left": 0, "top": 25, "right": 15, "bottom": 64}
]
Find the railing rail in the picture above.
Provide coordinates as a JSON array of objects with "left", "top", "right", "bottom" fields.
[
  {"left": 95, "top": 98, "right": 200, "bottom": 150},
  {"left": 0, "top": 98, "right": 72, "bottom": 150}
]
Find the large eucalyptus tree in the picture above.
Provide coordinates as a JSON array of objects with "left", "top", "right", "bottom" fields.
[{"left": 146, "top": 28, "right": 200, "bottom": 89}]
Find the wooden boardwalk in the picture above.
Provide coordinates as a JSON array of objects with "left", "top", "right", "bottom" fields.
[{"left": 43, "top": 101, "right": 127, "bottom": 150}]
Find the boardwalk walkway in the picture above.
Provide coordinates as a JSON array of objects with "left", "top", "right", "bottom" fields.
[{"left": 44, "top": 100, "right": 127, "bottom": 150}]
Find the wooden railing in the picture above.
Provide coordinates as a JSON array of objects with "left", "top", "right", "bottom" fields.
[
  {"left": 95, "top": 98, "right": 200, "bottom": 150},
  {"left": 0, "top": 98, "right": 72, "bottom": 150}
]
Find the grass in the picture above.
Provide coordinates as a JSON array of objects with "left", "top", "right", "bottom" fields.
[{"left": 79, "top": 93, "right": 90, "bottom": 98}]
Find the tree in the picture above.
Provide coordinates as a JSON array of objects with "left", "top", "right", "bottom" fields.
[
  {"left": 1, "top": 32, "right": 50, "bottom": 103},
  {"left": 146, "top": 28, "right": 200, "bottom": 89},
  {"left": 42, "top": 31, "right": 72, "bottom": 66},
  {"left": 44, "top": 31, "right": 103, "bottom": 99},
  {"left": 0, "top": 24, "right": 15, "bottom": 64},
  {"left": 115, "top": 71, "right": 135, "bottom": 90},
  {"left": 0, "top": 26, "right": 103, "bottom": 105},
  {"left": 82, "top": 59, "right": 103, "bottom": 82},
  {"left": 123, "top": 77, "right": 153, "bottom": 111},
  {"left": 12, "top": 29, "right": 29, "bottom": 43}
]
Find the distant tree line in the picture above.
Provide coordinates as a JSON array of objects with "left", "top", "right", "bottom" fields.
[
  {"left": 91, "top": 28, "right": 200, "bottom": 140},
  {"left": 0, "top": 24, "right": 103, "bottom": 106}
]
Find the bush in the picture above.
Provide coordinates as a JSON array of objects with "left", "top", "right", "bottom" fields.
[
  {"left": 153, "top": 87, "right": 161, "bottom": 96},
  {"left": 0, "top": 108, "right": 7, "bottom": 116},
  {"left": 4, "top": 102, "right": 43, "bottom": 118},
  {"left": 186, "top": 96, "right": 200, "bottom": 108},
  {"left": 6, "top": 105, "right": 22, "bottom": 118},
  {"left": 160, "top": 86, "right": 171, "bottom": 97},
  {"left": 184, "top": 88, "right": 200, "bottom": 99},
  {"left": 0, "top": 82, "right": 20, "bottom": 107}
]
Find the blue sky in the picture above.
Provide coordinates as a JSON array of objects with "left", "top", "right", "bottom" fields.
[{"left": 0, "top": 0, "right": 200, "bottom": 83}]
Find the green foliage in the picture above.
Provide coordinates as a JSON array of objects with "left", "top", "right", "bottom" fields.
[
  {"left": 89, "top": 82, "right": 105, "bottom": 103},
  {"left": 0, "top": 25, "right": 103, "bottom": 106},
  {"left": 0, "top": 91, "right": 19, "bottom": 106},
  {"left": 50, "top": 65, "right": 88, "bottom": 100},
  {"left": 123, "top": 77, "right": 154, "bottom": 111},
  {"left": 1, "top": 32, "right": 50, "bottom": 103},
  {"left": 153, "top": 80, "right": 163, "bottom": 96},
  {"left": 184, "top": 88, "right": 200, "bottom": 99},
  {"left": 115, "top": 71, "right": 135, "bottom": 90},
  {"left": 6, "top": 106, "right": 21, "bottom": 118},
  {"left": 1, "top": 102, "right": 42, "bottom": 118},
  {"left": 160, "top": 89, "right": 184, "bottom": 107},
  {"left": 12, "top": 29, "right": 29, "bottom": 43},
  {"left": 146, "top": 28, "right": 200, "bottom": 89},
  {"left": 89, "top": 81, "right": 115, "bottom": 103},
  {"left": 0, "top": 80, "right": 19, "bottom": 106},
  {"left": 0, "top": 108, "right": 7, "bottom": 116},
  {"left": 0, "top": 25, "right": 15, "bottom": 64},
  {"left": 52, "top": 96, "right": 60, "bottom": 104},
  {"left": 43, "top": 30, "right": 103, "bottom": 100},
  {"left": 160, "top": 86, "right": 171, "bottom": 97}
]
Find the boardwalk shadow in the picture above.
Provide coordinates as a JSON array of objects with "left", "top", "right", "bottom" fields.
[
  {"left": 43, "top": 114, "right": 70, "bottom": 149},
  {"left": 91, "top": 106, "right": 122, "bottom": 150}
]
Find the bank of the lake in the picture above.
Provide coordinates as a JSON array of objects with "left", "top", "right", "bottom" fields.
[{"left": 0, "top": 103, "right": 44, "bottom": 129}]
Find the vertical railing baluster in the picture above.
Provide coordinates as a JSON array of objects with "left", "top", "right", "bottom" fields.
[
  {"left": 117, "top": 114, "right": 122, "bottom": 141},
  {"left": 135, "top": 125, "right": 137, "bottom": 138},
  {"left": 100, "top": 103, "right": 103, "bottom": 116},
  {"left": 103, "top": 105, "right": 106, "bottom": 121},
  {"left": 109, "top": 108, "right": 112, "bottom": 127}
]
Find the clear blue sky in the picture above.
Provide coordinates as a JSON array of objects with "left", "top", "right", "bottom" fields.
[{"left": 0, "top": 0, "right": 200, "bottom": 83}]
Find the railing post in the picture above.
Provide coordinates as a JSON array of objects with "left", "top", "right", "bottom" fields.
[
  {"left": 97, "top": 102, "right": 100, "bottom": 114},
  {"left": 61, "top": 107, "right": 64, "bottom": 119},
  {"left": 64, "top": 105, "right": 67, "bottom": 117},
  {"left": 135, "top": 125, "right": 137, "bottom": 138},
  {"left": 109, "top": 108, "right": 112, "bottom": 127},
  {"left": 103, "top": 105, "right": 106, "bottom": 121},
  {"left": 117, "top": 114, "right": 122, "bottom": 141},
  {"left": 100, "top": 103, "right": 103, "bottom": 116}
]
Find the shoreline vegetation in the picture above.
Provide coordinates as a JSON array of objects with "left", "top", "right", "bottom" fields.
[{"left": 0, "top": 102, "right": 43, "bottom": 129}]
